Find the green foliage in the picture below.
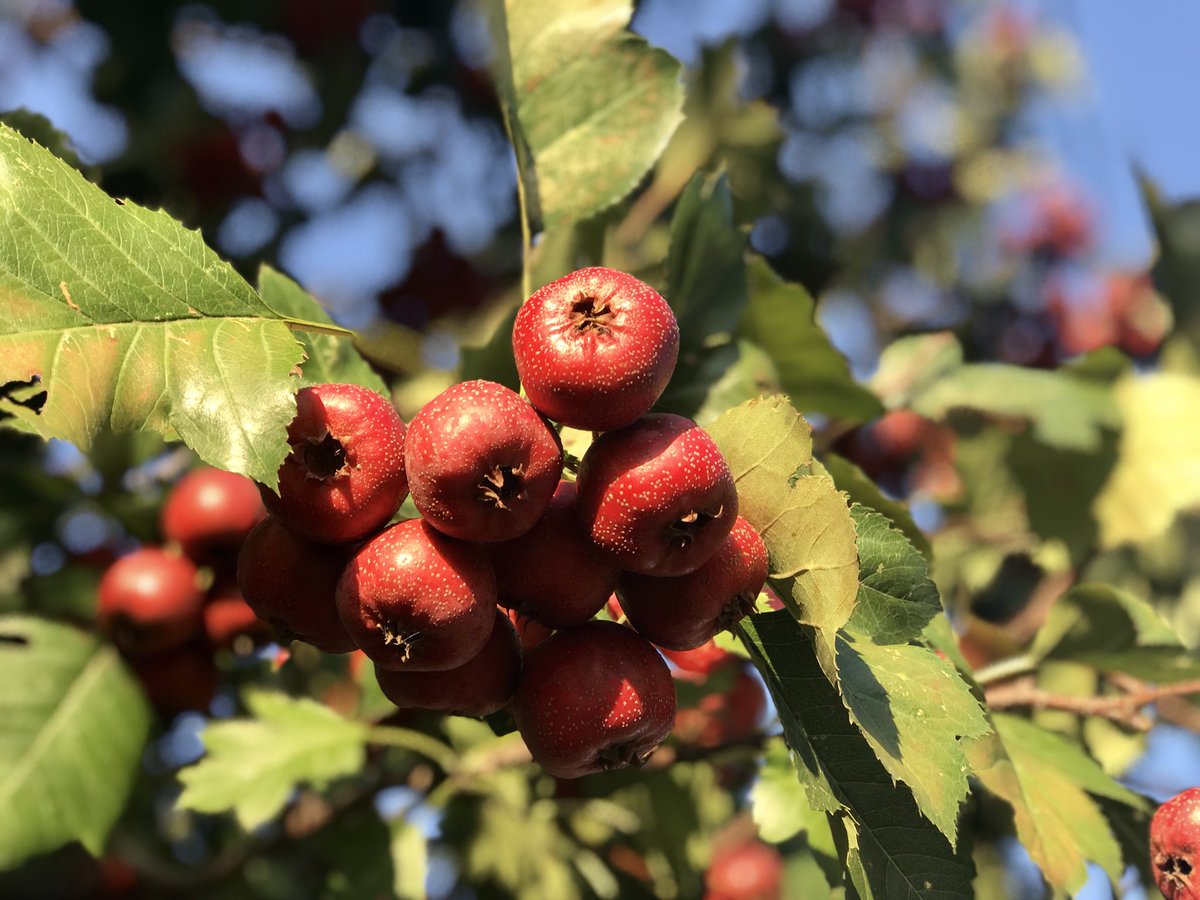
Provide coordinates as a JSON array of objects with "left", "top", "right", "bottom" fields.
[
  {"left": 740, "top": 613, "right": 976, "bottom": 899},
  {"left": 0, "top": 616, "right": 151, "bottom": 868},
  {"left": 176, "top": 690, "right": 368, "bottom": 830},
  {"left": 845, "top": 504, "right": 940, "bottom": 643},
  {"left": 0, "top": 124, "right": 307, "bottom": 486},
  {"left": 485, "top": 0, "right": 684, "bottom": 230}
]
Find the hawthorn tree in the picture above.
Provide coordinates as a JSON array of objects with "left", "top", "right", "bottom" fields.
[{"left": 0, "top": 2, "right": 1198, "bottom": 899}]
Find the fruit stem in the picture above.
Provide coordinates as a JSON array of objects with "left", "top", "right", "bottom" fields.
[{"left": 367, "top": 725, "right": 459, "bottom": 771}]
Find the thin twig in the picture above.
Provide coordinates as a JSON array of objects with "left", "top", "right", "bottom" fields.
[{"left": 983, "top": 675, "right": 1200, "bottom": 731}]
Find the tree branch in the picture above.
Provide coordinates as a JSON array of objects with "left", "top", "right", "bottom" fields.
[{"left": 983, "top": 675, "right": 1200, "bottom": 731}]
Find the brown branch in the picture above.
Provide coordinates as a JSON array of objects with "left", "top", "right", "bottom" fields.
[{"left": 983, "top": 675, "right": 1200, "bottom": 731}]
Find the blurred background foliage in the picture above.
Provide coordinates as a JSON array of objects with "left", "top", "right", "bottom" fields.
[{"left": 2, "top": 0, "right": 1200, "bottom": 897}]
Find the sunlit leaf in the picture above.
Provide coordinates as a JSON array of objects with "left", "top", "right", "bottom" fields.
[
  {"left": 177, "top": 690, "right": 367, "bottom": 830},
  {"left": 740, "top": 612, "right": 975, "bottom": 898},
  {"left": 969, "top": 714, "right": 1138, "bottom": 892},
  {"left": 1094, "top": 372, "right": 1200, "bottom": 547},
  {"left": 0, "top": 124, "right": 304, "bottom": 486},
  {"left": 486, "top": 0, "right": 684, "bottom": 229},
  {"left": 752, "top": 738, "right": 836, "bottom": 856},
  {"left": 389, "top": 817, "right": 428, "bottom": 900},
  {"left": 820, "top": 453, "right": 931, "bottom": 562},
  {"left": 845, "top": 505, "right": 940, "bottom": 643},
  {"left": 741, "top": 256, "right": 882, "bottom": 422},
  {"left": 835, "top": 635, "right": 990, "bottom": 843},
  {"left": 0, "top": 616, "right": 151, "bottom": 869},
  {"left": 708, "top": 397, "right": 858, "bottom": 638}
]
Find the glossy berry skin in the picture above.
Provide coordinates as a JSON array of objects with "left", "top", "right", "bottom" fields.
[
  {"left": 512, "top": 620, "right": 676, "bottom": 779},
  {"left": 264, "top": 383, "right": 408, "bottom": 544},
  {"left": 577, "top": 414, "right": 738, "bottom": 576},
  {"left": 336, "top": 518, "right": 496, "bottom": 671},
  {"left": 237, "top": 516, "right": 358, "bottom": 653},
  {"left": 1152, "top": 786, "right": 1200, "bottom": 899},
  {"left": 618, "top": 516, "right": 768, "bottom": 650},
  {"left": 161, "top": 467, "right": 266, "bottom": 563},
  {"left": 513, "top": 266, "right": 680, "bottom": 431},
  {"left": 491, "top": 480, "right": 620, "bottom": 628},
  {"left": 404, "top": 380, "right": 563, "bottom": 542},
  {"left": 97, "top": 547, "right": 204, "bottom": 656},
  {"left": 374, "top": 609, "right": 521, "bottom": 716},
  {"left": 704, "top": 839, "right": 783, "bottom": 900}
]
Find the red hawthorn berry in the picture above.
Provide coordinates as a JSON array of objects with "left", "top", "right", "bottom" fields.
[
  {"left": 512, "top": 620, "right": 676, "bottom": 778},
  {"left": 374, "top": 608, "right": 521, "bottom": 716},
  {"left": 129, "top": 641, "right": 219, "bottom": 716},
  {"left": 237, "top": 516, "right": 358, "bottom": 653},
  {"left": 264, "top": 383, "right": 409, "bottom": 544},
  {"left": 704, "top": 839, "right": 784, "bottom": 900},
  {"left": 1152, "top": 786, "right": 1200, "bottom": 899},
  {"left": 674, "top": 664, "right": 766, "bottom": 749},
  {"left": 203, "top": 582, "right": 271, "bottom": 648},
  {"left": 490, "top": 479, "right": 620, "bottom": 628},
  {"left": 404, "top": 380, "right": 563, "bottom": 542},
  {"left": 512, "top": 266, "right": 680, "bottom": 431},
  {"left": 336, "top": 518, "right": 496, "bottom": 671},
  {"left": 161, "top": 466, "right": 266, "bottom": 563},
  {"left": 577, "top": 413, "right": 738, "bottom": 576},
  {"left": 97, "top": 547, "right": 204, "bottom": 656},
  {"left": 618, "top": 516, "right": 768, "bottom": 650}
]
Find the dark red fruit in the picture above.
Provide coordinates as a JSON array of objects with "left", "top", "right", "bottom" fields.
[
  {"left": 505, "top": 607, "right": 554, "bottom": 650},
  {"left": 237, "top": 516, "right": 357, "bottom": 653},
  {"left": 374, "top": 608, "right": 521, "bottom": 716},
  {"left": 577, "top": 413, "right": 738, "bottom": 576},
  {"left": 1152, "top": 786, "right": 1200, "bottom": 899},
  {"left": 97, "top": 547, "right": 204, "bottom": 655},
  {"left": 512, "top": 620, "right": 676, "bottom": 778},
  {"left": 512, "top": 266, "right": 680, "bottom": 431},
  {"left": 130, "top": 641, "right": 219, "bottom": 716},
  {"left": 336, "top": 518, "right": 496, "bottom": 671},
  {"left": 704, "top": 839, "right": 783, "bottom": 900},
  {"left": 264, "top": 383, "right": 409, "bottom": 544},
  {"left": 661, "top": 639, "right": 737, "bottom": 676},
  {"left": 491, "top": 480, "right": 620, "bottom": 628},
  {"left": 618, "top": 516, "right": 768, "bottom": 650},
  {"left": 404, "top": 380, "right": 563, "bottom": 542},
  {"left": 161, "top": 466, "right": 266, "bottom": 563}
]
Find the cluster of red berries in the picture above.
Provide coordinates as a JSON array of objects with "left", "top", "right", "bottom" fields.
[
  {"left": 96, "top": 467, "right": 269, "bottom": 713},
  {"left": 234, "top": 266, "right": 769, "bottom": 778},
  {"left": 1152, "top": 786, "right": 1199, "bottom": 900}
]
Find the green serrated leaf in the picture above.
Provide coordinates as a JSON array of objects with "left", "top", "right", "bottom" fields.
[
  {"left": 487, "top": 0, "right": 684, "bottom": 228},
  {"left": 708, "top": 397, "right": 858, "bottom": 637},
  {"left": 661, "top": 339, "right": 781, "bottom": 425},
  {"left": 0, "top": 615, "right": 151, "bottom": 869},
  {"left": 389, "top": 817, "right": 428, "bottom": 900},
  {"left": 0, "top": 124, "right": 303, "bottom": 486},
  {"left": 845, "top": 505, "right": 941, "bottom": 643},
  {"left": 176, "top": 690, "right": 367, "bottom": 830},
  {"left": 666, "top": 172, "right": 746, "bottom": 348},
  {"left": 739, "top": 612, "right": 976, "bottom": 898},
  {"left": 820, "top": 453, "right": 931, "bottom": 562},
  {"left": 741, "top": 256, "right": 883, "bottom": 423},
  {"left": 752, "top": 738, "right": 836, "bottom": 856},
  {"left": 969, "top": 714, "right": 1134, "bottom": 892},
  {"left": 257, "top": 266, "right": 387, "bottom": 393},
  {"left": 834, "top": 635, "right": 990, "bottom": 843}
]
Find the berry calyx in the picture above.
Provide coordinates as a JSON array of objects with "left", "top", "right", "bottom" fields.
[
  {"left": 404, "top": 380, "right": 563, "bottom": 542},
  {"left": 336, "top": 518, "right": 496, "bottom": 671},
  {"left": 618, "top": 516, "right": 768, "bottom": 650},
  {"left": 513, "top": 267, "right": 680, "bottom": 431},
  {"left": 1152, "top": 786, "right": 1200, "bottom": 899},
  {"left": 512, "top": 620, "right": 676, "bottom": 779},
  {"left": 577, "top": 413, "right": 738, "bottom": 576},
  {"left": 264, "top": 383, "right": 409, "bottom": 545},
  {"left": 374, "top": 608, "right": 521, "bottom": 716}
]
